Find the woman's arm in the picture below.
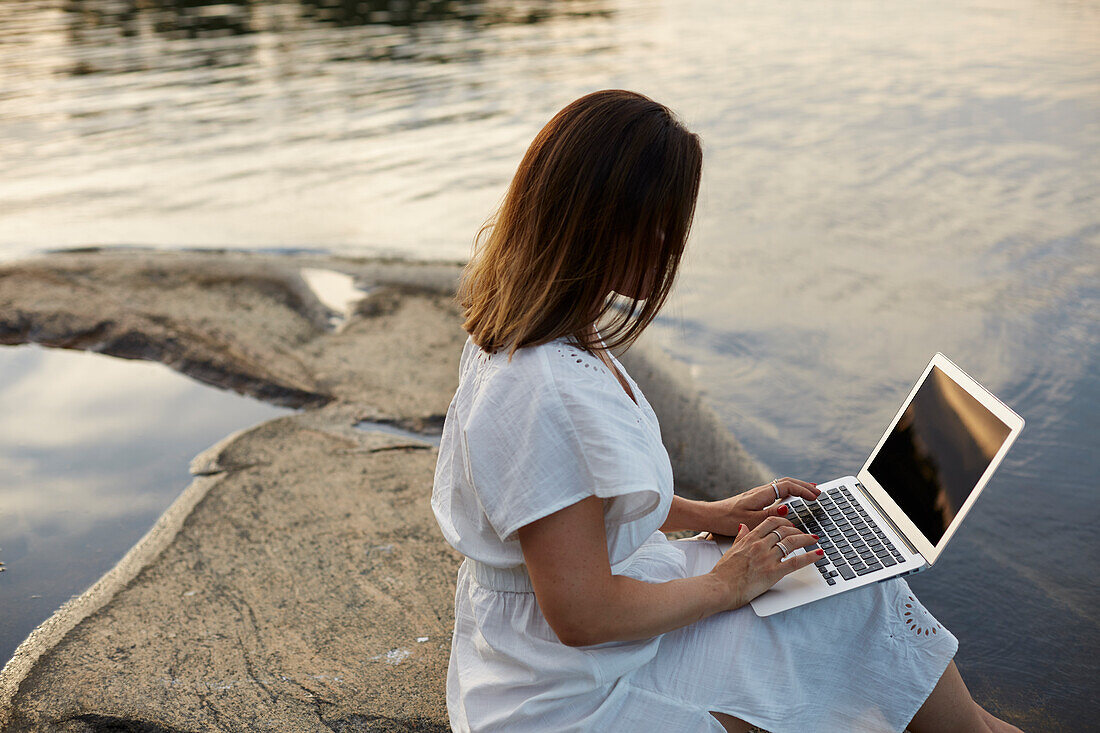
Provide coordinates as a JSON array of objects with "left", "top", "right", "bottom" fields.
[
  {"left": 660, "top": 478, "right": 823, "bottom": 534},
  {"left": 517, "top": 495, "right": 820, "bottom": 647},
  {"left": 658, "top": 495, "right": 712, "bottom": 533}
]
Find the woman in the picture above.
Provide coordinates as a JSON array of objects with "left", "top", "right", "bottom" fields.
[{"left": 431, "top": 90, "right": 1021, "bottom": 732}]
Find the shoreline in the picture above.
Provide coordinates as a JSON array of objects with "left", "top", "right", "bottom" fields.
[{"left": 0, "top": 248, "right": 765, "bottom": 731}]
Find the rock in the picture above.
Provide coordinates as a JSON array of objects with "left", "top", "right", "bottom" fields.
[
  {"left": 0, "top": 249, "right": 467, "bottom": 416},
  {"left": 0, "top": 249, "right": 767, "bottom": 731},
  {"left": 3, "top": 411, "right": 457, "bottom": 732}
]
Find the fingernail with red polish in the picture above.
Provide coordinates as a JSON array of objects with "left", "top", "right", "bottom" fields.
[
  {"left": 811, "top": 483, "right": 818, "bottom": 487},
  {"left": 812, "top": 534, "right": 820, "bottom": 540},
  {"left": 816, "top": 549, "right": 825, "bottom": 556}
]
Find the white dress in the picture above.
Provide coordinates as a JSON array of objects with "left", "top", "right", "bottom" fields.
[{"left": 431, "top": 335, "right": 958, "bottom": 733}]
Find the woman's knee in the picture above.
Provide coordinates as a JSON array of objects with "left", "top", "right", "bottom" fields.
[{"left": 906, "top": 660, "right": 992, "bottom": 733}]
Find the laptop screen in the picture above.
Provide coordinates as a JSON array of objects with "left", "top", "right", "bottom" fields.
[{"left": 867, "top": 365, "right": 1012, "bottom": 546}]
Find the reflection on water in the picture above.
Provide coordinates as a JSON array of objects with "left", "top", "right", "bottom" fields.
[
  {"left": 0, "top": 345, "right": 291, "bottom": 667},
  {"left": 1, "top": 0, "right": 1098, "bottom": 726},
  {"left": 0, "top": 0, "right": 622, "bottom": 255}
]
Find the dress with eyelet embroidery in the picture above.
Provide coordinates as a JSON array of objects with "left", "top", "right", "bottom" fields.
[
  {"left": 432, "top": 333, "right": 958, "bottom": 733},
  {"left": 904, "top": 594, "right": 942, "bottom": 636}
]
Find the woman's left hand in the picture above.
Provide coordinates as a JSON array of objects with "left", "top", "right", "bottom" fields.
[{"left": 702, "top": 477, "right": 822, "bottom": 536}]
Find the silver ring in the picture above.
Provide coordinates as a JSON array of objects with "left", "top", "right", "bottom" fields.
[
  {"left": 769, "top": 529, "right": 783, "bottom": 543},
  {"left": 771, "top": 478, "right": 781, "bottom": 501},
  {"left": 776, "top": 540, "right": 789, "bottom": 557}
]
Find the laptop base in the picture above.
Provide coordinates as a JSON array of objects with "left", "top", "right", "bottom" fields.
[{"left": 714, "top": 477, "right": 928, "bottom": 617}]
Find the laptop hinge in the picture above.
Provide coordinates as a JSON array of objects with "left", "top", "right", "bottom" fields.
[{"left": 854, "top": 481, "right": 923, "bottom": 558}]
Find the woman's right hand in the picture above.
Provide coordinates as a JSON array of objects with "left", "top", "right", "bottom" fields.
[{"left": 708, "top": 516, "right": 822, "bottom": 611}]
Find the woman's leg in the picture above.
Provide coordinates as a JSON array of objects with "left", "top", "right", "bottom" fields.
[
  {"left": 709, "top": 711, "right": 755, "bottom": 733},
  {"left": 906, "top": 660, "right": 1024, "bottom": 733}
]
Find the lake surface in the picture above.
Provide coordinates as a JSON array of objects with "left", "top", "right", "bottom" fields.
[
  {"left": 0, "top": 346, "right": 291, "bottom": 666},
  {"left": 1, "top": 0, "right": 1097, "bottom": 728}
]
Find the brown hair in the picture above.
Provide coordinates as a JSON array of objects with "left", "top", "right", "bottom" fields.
[{"left": 458, "top": 89, "right": 703, "bottom": 359}]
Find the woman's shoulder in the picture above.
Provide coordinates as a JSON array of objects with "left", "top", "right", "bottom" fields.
[
  {"left": 461, "top": 334, "right": 552, "bottom": 376},
  {"left": 459, "top": 335, "right": 626, "bottom": 410}
]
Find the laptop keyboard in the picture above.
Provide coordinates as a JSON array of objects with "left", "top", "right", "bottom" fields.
[{"left": 786, "top": 485, "right": 904, "bottom": 585}]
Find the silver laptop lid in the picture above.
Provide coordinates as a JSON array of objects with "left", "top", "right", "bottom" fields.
[{"left": 856, "top": 353, "right": 1025, "bottom": 565}]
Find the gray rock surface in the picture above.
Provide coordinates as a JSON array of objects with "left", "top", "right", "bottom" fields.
[{"left": 0, "top": 249, "right": 766, "bottom": 732}]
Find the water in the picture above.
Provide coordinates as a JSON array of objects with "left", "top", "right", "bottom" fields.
[
  {"left": 0, "top": 345, "right": 292, "bottom": 666},
  {"left": 1, "top": 0, "right": 1097, "bottom": 727},
  {"left": 355, "top": 420, "right": 443, "bottom": 447}
]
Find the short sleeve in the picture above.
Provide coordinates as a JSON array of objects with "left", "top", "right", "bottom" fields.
[{"left": 462, "top": 350, "right": 664, "bottom": 543}]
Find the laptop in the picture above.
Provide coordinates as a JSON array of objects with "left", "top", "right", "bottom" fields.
[{"left": 715, "top": 352, "right": 1025, "bottom": 617}]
